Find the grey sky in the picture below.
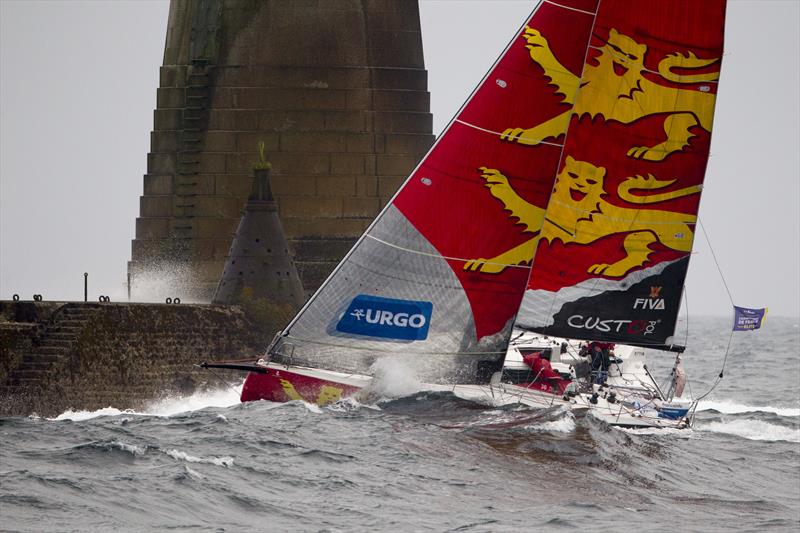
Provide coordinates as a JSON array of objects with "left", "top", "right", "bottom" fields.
[{"left": 1, "top": 0, "right": 798, "bottom": 318}]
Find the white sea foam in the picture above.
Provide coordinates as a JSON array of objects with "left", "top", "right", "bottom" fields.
[
  {"left": 531, "top": 412, "right": 576, "bottom": 433},
  {"left": 165, "top": 449, "right": 234, "bottom": 467},
  {"left": 300, "top": 401, "right": 323, "bottom": 414},
  {"left": 699, "top": 419, "right": 800, "bottom": 443},
  {"left": 49, "top": 383, "right": 243, "bottom": 421},
  {"left": 109, "top": 440, "right": 148, "bottom": 455},
  {"left": 326, "top": 397, "right": 381, "bottom": 412},
  {"left": 618, "top": 427, "right": 693, "bottom": 438},
  {"left": 368, "top": 356, "right": 424, "bottom": 398},
  {"left": 52, "top": 407, "right": 133, "bottom": 421},
  {"left": 143, "top": 385, "right": 243, "bottom": 416},
  {"left": 697, "top": 399, "right": 800, "bottom": 417}
]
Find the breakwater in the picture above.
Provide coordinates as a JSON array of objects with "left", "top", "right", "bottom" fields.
[{"left": 0, "top": 301, "right": 266, "bottom": 416}]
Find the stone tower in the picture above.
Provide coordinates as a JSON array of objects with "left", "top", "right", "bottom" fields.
[{"left": 129, "top": 0, "right": 433, "bottom": 301}]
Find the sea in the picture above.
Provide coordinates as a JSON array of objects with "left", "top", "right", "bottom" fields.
[{"left": 1, "top": 316, "right": 798, "bottom": 532}]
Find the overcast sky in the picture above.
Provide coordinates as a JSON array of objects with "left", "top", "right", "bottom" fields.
[{"left": 1, "top": 0, "right": 798, "bottom": 318}]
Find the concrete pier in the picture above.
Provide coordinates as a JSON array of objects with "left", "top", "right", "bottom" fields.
[{"left": 0, "top": 301, "right": 265, "bottom": 416}]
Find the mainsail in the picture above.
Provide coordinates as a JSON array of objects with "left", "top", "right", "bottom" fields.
[
  {"left": 511, "top": 0, "right": 727, "bottom": 349},
  {"left": 270, "top": 0, "right": 598, "bottom": 383}
]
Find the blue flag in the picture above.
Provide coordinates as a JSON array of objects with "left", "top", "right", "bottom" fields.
[{"left": 733, "top": 306, "right": 768, "bottom": 331}]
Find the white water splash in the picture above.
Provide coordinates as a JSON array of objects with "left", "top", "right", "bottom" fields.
[
  {"left": 49, "top": 384, "right": 243, "bottom": 421},
  {"left": 326, "top": 397, "right": 381, "bottom": 412},
  {"left": 299, "top": 400, "right": 323, "bottom": 414},
  {"left": 697, "top": 399, "right": 800, "bottom": 417},
  {"left": 531, "top": 412, "right": 576, "bottom": 433},
  {"left": 129, "top": 263, "right": 201, "bottom": 303},
  {"left": 165, "top": 449, "right": 234, "bottom": 467},
  {"left": 699, "top": 419, "right": 800, "bottom": 443},
  {"left": 367, "top": 356, "right": 424, "bottom": 398},
  {"left": 143, "top": 385, "right": 243, "bottom": 416},
  {"left": 52, "top": 407, "right": 134, "bottom": 421}
]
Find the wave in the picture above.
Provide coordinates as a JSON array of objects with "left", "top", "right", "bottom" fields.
[
  {"left": 618, "top": 427, "right": 692, "bottom": 438},
  {"left": 530, "top": 412, "right": 576, "bottom": 433},
  {"left": 164, "top": 449, "right": 234, "bottom": 467},
  {"left": 455, "top": 406, "right": 576, "bottom": 434},
  {"left": 48, "top": 385, "right": 244, "bottom": 421},
  {"left": 697, "top": 400, "right": 800, "bottom": 417},
  {"left": 143, "top": 384, "right": 243, "bottom": 415},
  {"left": 699, "top": 419, "right": 800, "bottom": 443},
  {"left": 51, "top": 407, "right": 133, "bottom": 422}
]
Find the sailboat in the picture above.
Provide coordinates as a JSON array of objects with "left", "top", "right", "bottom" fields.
[{"left": 203, "top": 0, "right": 728, "bottom": 429}]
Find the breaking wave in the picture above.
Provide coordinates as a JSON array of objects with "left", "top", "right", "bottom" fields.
[
  {"left": 48, "top": 385, "right": 244, "bottom": 421},
  {"left": 164, "top": 449, "right": 234, "bottom": 467},
  {"left": 699, "top": 419, "right": 800, "bottom": 443},
  {"left": 697, "top": 399, "right": 800, "bottom": 417}
]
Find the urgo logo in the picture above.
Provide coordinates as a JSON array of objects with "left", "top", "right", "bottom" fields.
[{"left": 336, "top": 295, "right": 432, "bottom": 341}]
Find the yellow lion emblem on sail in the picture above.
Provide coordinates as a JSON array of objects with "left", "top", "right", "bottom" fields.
[
  {"left": 501, "top": 27, "right": 720, "bottom": 161},
  {"left": 463, "top": 157, "right": 700, "bottom": 277}
]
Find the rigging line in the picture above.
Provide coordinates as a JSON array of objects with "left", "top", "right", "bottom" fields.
[
  {"left": 453, "top": 119, "right": 565, "bottom": 148},
  {"left": 682, "top": 284, "right": 690, "bottom": 348},
  {"left": 694, "top": 326, "right": 734, "bottom": 402},
  {"left": 364, "top": 233, "right": 532, "bottom": 269},
  {"left": 699, "top": 220, "right": 735, "bottom": 307},
  {"left": 543, "top": 0, "right": 597, "bottom": 17},
  {"left": 686, "top": 372, "right": 694, "bottom": 405},
  {"left": 203, "top": 366, "right": 243, "bottom": 396}
]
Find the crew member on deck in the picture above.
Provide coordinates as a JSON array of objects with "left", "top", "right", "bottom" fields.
[{"left": 522, "top": 351, "right": 570, "bottom": 394}]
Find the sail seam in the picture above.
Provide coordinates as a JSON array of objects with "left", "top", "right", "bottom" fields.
[
  {"left": 543, "top": 0, "right": 597, "bottom": 16},
  {"left": 282, "top": 334, "right": 506, "bottom": 356},
  {"left": 453, "top": 119, "right": 565, "bottom": 148},
  {"left": 365, "top": 234, "right": 532, "bottom": 269}
]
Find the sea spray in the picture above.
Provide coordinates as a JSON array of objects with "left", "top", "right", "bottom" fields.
[
  {"left": 48, "top": 385, "right": 244, "bottom": 421},
  {"left": 143, "top": 384, "right": 243, "bottom": 416},
  {"left": 366, "top": 355, "right": 424, "bottom": 399}
]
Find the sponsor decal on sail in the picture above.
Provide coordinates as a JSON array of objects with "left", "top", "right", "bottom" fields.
[
  {"left": 567, "top": 315, "right": 660, "bottom": 336},
  {"left": 633, "top": 286, "right": 665, "bottom": 310},
  {"left": 336, "top": 295, "right": 432, "bottom": 341}
]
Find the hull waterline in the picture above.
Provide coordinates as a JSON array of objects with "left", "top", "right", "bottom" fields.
[{"left": 240, "top": 361, "right": 692, "bottom": 429}]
